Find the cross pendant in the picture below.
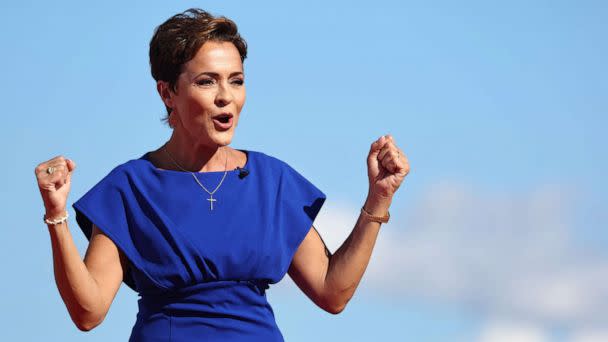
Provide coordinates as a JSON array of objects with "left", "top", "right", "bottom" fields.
[{"left": 207, "top": 195, "right": 217, "bottom": 210}]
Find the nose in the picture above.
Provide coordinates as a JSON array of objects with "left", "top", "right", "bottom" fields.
[{"left": 215, "top": 81, "right": 234, "bottom": 107}]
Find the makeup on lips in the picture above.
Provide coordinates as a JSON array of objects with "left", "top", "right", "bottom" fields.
[{"left": 212, "top": 113, "right": 233, "bottom": 130}]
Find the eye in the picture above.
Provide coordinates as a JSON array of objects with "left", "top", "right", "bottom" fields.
[
  {"left": 196, "top": 79, "right": 214, "bottom": 86},
  {"left": 231, "top": 78, "right": 244, "bottom": 86}
]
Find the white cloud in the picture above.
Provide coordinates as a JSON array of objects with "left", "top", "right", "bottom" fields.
[
  {"left": 477, "top": 320, "right": 549, "bottom": 342},
  {"left": 278, "top": 181, "right": 608, "bottom": 331},
  {"left": 569, "top": 329, "right": 608, "bottom": 342}
]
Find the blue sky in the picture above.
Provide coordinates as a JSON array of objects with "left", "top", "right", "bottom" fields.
[{"left": 2, "top": 1, "right": 607, "bottom": 341}]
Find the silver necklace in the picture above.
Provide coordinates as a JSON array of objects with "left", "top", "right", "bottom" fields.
[{"left": 163, "top": 145, "right": 229, "bottom": 211}]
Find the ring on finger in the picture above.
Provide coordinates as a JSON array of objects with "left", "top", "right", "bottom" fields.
[{"left": 46, "top": 166, "right": 56, "bottom": 175}]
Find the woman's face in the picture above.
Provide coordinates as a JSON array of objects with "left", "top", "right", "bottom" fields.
[{"left": 161, "top": 41, "right": 245, "bottom": 147}]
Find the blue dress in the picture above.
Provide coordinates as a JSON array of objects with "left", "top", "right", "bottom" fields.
[{"left": 72, "top": 149, "right": 326, "bottom": 341}]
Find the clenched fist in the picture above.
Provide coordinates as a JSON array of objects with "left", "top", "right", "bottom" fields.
[
  {"left": 367, "top": 134, "right": 410, "bottom": 199},
  {"left": 35, "top": 156, "right": 77, "bottom": 216}
]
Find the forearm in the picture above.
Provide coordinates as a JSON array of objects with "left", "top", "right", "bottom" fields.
[
  {"left": 323, "top": 193, "right": 392, "bottom": 311},
  {"left": 46, "top": 210, "right": 103, "bottom": 330}
]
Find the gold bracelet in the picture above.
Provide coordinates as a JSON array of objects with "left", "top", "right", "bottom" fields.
[{"left": 360, "top": 206, "right": 390, "bottom": 224}]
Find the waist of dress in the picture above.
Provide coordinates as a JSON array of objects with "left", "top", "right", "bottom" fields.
[
  {"left": 138, "top": 279, "right": 271, "bottom": 314},
  {"left": 131, "top": 279, "right": 283, "bottom": 342}
]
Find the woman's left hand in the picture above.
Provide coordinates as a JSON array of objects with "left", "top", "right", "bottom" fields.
[{"left": 367, "top": 134, "right": 410, "bottom": 199}]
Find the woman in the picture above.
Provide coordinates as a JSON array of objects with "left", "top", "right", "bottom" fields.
[{"left": 35, "top": 8, "right": 409, "bottom": 341}]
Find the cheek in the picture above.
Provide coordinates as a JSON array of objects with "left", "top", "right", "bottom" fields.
[
  {"left": 235, "top": 91, "right": 246, "bottom": 111},
  {"left": 184, "top": 93, "right": 216, "bottom": 113}
]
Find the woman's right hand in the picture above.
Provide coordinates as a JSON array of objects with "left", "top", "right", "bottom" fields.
[{"left": 35, "top": 156, "right": 77, "bottom": 216}]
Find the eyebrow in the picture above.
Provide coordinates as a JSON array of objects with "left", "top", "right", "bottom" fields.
[{"left": 194, "top": 71, "right": 244, "bottom": 79}]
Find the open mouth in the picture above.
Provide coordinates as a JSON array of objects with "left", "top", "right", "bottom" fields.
[
  {"left": 212, "top": 113, "right": 234, "bottom": 130},
  {"left": 217, "top": 116, "right": 230, "bottom": 124},
  {"left": 213, "top": 113, "right": 233, "bottom": 123}
]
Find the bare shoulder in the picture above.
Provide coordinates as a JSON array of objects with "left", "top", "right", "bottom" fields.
[{"left": 232, "top": 147, "right": 248, "bottom": 168}]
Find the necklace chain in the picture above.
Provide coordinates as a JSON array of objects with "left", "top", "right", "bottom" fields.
[{"left": 162, "top": 144, "right": 229, "bottom": 210}]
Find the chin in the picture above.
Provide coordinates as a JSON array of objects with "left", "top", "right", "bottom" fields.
[{"left": 214, "top": 134, "right": 234, "bottom": 146}]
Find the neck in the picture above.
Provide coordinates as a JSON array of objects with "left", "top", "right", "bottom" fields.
[{"left": 162, "top": 131, "right": 229, "bottom": 173}]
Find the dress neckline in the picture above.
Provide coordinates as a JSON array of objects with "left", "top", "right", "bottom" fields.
[{"left": 139, "top": 149, "right": 251, "bottom": 175}]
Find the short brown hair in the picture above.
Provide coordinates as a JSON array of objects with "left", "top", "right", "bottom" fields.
[{"left": 149, "top": 8, "right": 248, "bottom": 126}]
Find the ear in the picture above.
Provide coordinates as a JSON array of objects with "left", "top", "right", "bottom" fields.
[{"left": 156, "top": 80, "right": 175, "bottom": 110}]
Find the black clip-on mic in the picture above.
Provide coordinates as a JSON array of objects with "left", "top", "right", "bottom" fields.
[{"left": 236, "top": 166, "right": 249, "bottom": 179}]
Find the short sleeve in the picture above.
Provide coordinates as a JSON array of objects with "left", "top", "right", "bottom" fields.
[
  {"left": 272, "top": 161, "right": 326, "bottom": 280},
  {"left": 72, "top": 167, "right": 151, "bottom": 293}
]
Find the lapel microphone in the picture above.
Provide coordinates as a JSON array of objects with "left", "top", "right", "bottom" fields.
[{"left": 236, "top": 166, "right": 249, "bottom": 179}]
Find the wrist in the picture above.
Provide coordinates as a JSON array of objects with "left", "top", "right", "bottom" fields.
[
  {"left": 44, "top": 209, "right": 68, "bottom": 221},
  {"left": 364, "top": 192, "right": 392, "bottom": 217}
]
